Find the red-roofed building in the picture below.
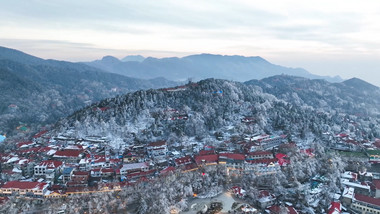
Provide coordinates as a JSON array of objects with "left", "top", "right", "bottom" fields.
[
  {"left": 123, "top": 152, "right": 138, "bottom": 163},
  {"left": 70, "top": 171, "right": 89, "bottom": 187},
  {"left": 33, "top": 130, "right": 48, "bottom": 139},
  {"left": 53, "top": 150, "right": 83, "bottom": 163},
  {"left": 373, "top": 179, "right": 380, "bottom": 198},
  {"left": 194, "top": 154, "right": 218, "bottom": 165},
  {"left": 352, "top": 194, "right": 380, "bottom": 213},
  {"left": 199, "top": 149, "right": 215, "bottom": 155},
  {"left": 0, "top": 197, "right": 9, "bottom": 205},
  {"left": 160, "top": 166, "right": 176, "bottom": 175},
  {"left": 101, "top": 168, "right": 115, "bottom": 178},
  {"left": 127, "top": 169, "right": 156, "bottom": 180},
  {"left": 147, "top": 141, "right": 167, "bottom": 157},
  {"left": 0, "top": 181, "right": 49, "bottom": 197},
  {"left": 374, "top": 139, "right": 380, "bottom": 149},
  {"left": 267, "top": 205, "right": 299, "bottom": 214},
  {"left": 286, "top": 206, "right": 298, "bottom": 214},
  {"left": 16, "top": 141, "right": 35, "bottom": 148},
  {"left": 183, "top": 163, "right": 198, "bottom": 172},
  {"left": 244, "top": 142, "right": 262, "bottom": 153},
  {"left": 276, "top": 153, "right": 290, "bottom": 166},
  {"left": 174, "top": 156, "right": 193, "bottom": 166},
  {"left": 327, "top": 202, "right": 341, "bottom": 214},
  {"left": 258, "top": 190, "right": 276, "bottom": 208},
  {"left": 219, "top": 153, "right": 245, "bottom": 168},
  {"left": 231, "top": 186, "right": 246, "bottom": 198}
]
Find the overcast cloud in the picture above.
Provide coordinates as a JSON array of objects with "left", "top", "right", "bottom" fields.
[{"left": 1, "top": 0, "right": 380, "bottom": 85}]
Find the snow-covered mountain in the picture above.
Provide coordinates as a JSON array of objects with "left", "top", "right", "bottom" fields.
[
  {"left": 245, "top": 75, "right": 380, "bottom": 116},
  {"left": 54, "top": 77, "right": 380, "bottom": 146}
]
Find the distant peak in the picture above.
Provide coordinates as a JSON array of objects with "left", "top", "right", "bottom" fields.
[
  {"left": 101, "top": 55, "right": 120, "bottom": 63},
  {"left": 183, "top": 53, "right": 267, "bottom": 63},
  {"left": 343, "top": 77, "right": 378, "bottom": 90},
  {"left": 121, "top": 55, "right": 145, "bottom": 62}
]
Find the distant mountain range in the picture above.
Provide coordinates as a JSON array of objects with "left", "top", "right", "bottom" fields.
[
  {"left": 85, "top": 54, "right": 343, "bottom": 82},
  {"left": 0, "top": 46, "right": 179, "bottom": 135}
]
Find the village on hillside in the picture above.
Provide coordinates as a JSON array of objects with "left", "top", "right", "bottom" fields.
[{"left": 1, "top": 123, "right": 380, "bottom": 213}]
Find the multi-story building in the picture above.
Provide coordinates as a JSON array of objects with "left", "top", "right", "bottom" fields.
[
  {"left": 146, "top": 141, "right": 167, "bottom": 158},
  {"left": 351, "top": 194, "right": 380, "bottom": 214},
  {"left": 0, "top": 181, "right": 49, "bottom": 198},
  {"left": 34, "top": 160, "right": 63, "bottom": 181}
]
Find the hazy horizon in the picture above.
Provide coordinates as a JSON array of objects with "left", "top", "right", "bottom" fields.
[{"left": 1, "top": 0, "right": 380, "bottom": 85}]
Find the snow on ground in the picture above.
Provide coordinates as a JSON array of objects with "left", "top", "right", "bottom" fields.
[{"left": 181, "top": 191, "right": 243, "bottom": 214}]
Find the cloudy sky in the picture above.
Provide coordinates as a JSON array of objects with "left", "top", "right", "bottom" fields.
[{"left": 1, "top": 0, "right": 380, "bottom": 85}]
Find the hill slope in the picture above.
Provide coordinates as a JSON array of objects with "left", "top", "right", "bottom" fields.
[
  {"left": 245, "top": 75, "right": 380, "bottom": 116},
  {"left": 0, "top": 47, "right": 179, "bottom": 135},
  {"left": 53, "top": 79, "right": 337, "bottom": 146}
]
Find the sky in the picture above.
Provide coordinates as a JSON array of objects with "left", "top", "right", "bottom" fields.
[{"left": 1, "top": 0, "right": 380, "bottom": 85}]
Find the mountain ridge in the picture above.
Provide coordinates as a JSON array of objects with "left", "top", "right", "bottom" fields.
[{"left": 86, "top": 53, "right": 344, "bottom": 83}]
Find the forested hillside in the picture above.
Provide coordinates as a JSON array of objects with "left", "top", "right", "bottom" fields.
[
  {"left": 0, "top": 47, "right": 178, "bottom": 135},
  {"left": 55, "top": 78, "right": 380, "bottom": 147}
]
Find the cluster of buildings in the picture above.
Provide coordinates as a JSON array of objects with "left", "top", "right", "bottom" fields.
[
  {"left": 322, "top": 170, "right": 380, "bottom": 214},
  {"left": 2, "top": 126, "right": 380, "bottom": 213},
  {"left": 0, "top": 130, "right": 293, "bottom": 199}
]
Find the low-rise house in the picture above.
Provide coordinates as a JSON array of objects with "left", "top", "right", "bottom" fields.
[
  {"left": 327, "top": 201, "right": 341, "bottom": 214},
  {"left": 16, "top": 141, "right": 35, "bottom": 149},
  {"left": 244, "top": 142, "right": 262, "bottom": 153},
  {"left": 341, "top": 179, "right": 371, "bottom": 196},
  {"left": 160, "top": 166, "right": 176, "bottom": 175},
  {"left": 174, "top": 156, "right": 193, "bottom": 166},
  {"left": 69, "top": 171, "right": 90, "bottom": 187},
  {"left": 266, "top": 205, "right": 299, "bottom": 214},
  {"left": 90, "top": 168, "right": 102, "bottom": 178},
  {"left": 341, "top": 187, "right": 355, "bottom": 206},
  {"left": 101, "top": 168, "right": 115, "bottom": 178},
  {"left": 257, "top": 190, "right": 276, "bottom": 209},
  {"left": 79, "top": 158, "right": 91, "bottom": 171},
  {"left": 341, "top": 171, "right": 358, "bottom": 182},
  {"left": 123, "top": 152, "right": 138, "bottom": 163},
  {"left": 231, "top": 186, "right": 246, "bottom": 198},
  {"left": 0, "top": 181, "right": 49, "bottom": 198},
  {"left": 194, "top": 154, "right": 218, "bottom": 166},
  {"left": 53, "top": 150, "right": 83, "bottom": 163},
  {"left": 127, "top": 169, "right": 156, "bottom": 181},
  {"left": 119, "top": 162, "right": 149, "bottom": 177},
  {"left": 275, "top": 153, "right": 290, "bottom": 166}
]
